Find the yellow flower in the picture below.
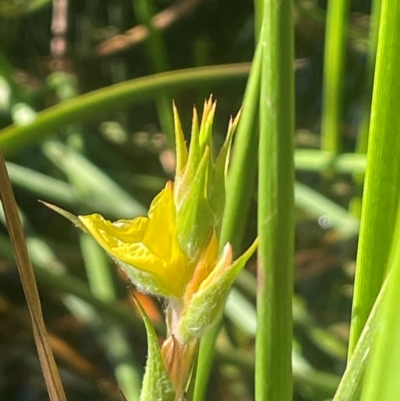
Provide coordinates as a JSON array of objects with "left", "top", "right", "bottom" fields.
[
  {"left": 78, "top": 181, "right": 193, "bottom": 298},
  {"left": 43, "top": 181, "right": 192, "bottom": 298},
  {"left": 43, "top": 98, "right": 258, "bottom": 399}
]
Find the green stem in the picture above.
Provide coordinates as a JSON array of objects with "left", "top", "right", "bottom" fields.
[
  {"left": 192, "top": 30, "right": 263, "bottom": 401},
  {"left": 360, "top": 133, "right": 400, "bottom": 401},
  {"left": 320, "top": 0, "right": 350, "bottom": 153},
  {"left": 0, "top": 64, "right": 250, "bottom": 155},
  {"left": 350, "top": 0, "right": 382, "bottom": 217},
  {"left": 256, "top": 0, "right": 294, "bottom": 400},
  {"left": 348, "top": 0, "right": 400, "bottom": 357},
  {"left": 254, "top": 0, "right": 264, "bottom": 41},
  {"left": 220, "top": 39, "right": 263, "bottom": 253},
  {"left": 355, "top": 0, "right": 382, "bottom": 154}
]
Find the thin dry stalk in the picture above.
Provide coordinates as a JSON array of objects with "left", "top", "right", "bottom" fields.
[{"left": 0, "top": 151, "right": 67, "bottom": 401}]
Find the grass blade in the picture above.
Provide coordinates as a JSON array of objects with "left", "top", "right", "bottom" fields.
[
  {"left": 333, "top": 275, "right": 387, "bottom": 401},
  {"left": 360, "top": 195, "right": 400, "bottom": 401},
  {"left": 0, "top": 64, "right": 250, "bottom": 155},
  {"left": 348, "top": 0, "right": 400, "bottom": 356}
]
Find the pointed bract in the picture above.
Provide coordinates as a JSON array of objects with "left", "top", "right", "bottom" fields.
[
  {"left": 177, "top": 238, "right": 258, "bottom": 343},
  {"left": 133, "top": 296, "right": 175, "bottom": 401},
  {"left": 173, "top": 98, "right": 239, "bottom": 260},
  {"left": 175, "top": 147, "right": 214, "bottom": 260},
  {"left": 173, "top": 101, "right": 188, "bottom": 176}
]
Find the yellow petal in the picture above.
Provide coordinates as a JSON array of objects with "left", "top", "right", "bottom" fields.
[
  {"left": 78, "top": 182, "right": 192, "bottom": 297},
  {"left": 142, "top": 181, "right": 175, "bottom": 262},
  {"left": 79, "top": 214, "right": 148, "bottom": 246}
]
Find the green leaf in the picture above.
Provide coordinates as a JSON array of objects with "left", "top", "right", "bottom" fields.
[{"left": 133, "top": 297, "right": 175, "bottom": 401}]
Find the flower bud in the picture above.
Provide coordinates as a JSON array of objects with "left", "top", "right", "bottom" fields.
[{"left": 173, "top": 97, "right": 240, "bottom": 260}]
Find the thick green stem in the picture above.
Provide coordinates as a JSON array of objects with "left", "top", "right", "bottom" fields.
[
  {"left": 191, "top": 34, "right": 263, "bottom": 401},
  {"left": 256, "top": 0, "right": 295, "bottom": 400},
  {"left": 348, "top": 0, "right": 400, "bottom": 357}
]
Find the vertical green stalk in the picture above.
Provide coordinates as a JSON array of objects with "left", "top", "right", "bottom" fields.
[
  {"left": 321, "top": 0, "right": 350, "bottom": 153},
  {"left": 360, "top": 190, "right": 400, "bottom": 401},
  {"left": 256, "top": 0, "right": 294, "bottom": 400},
  {"left": 220, "top": 45, "right": 263, "bottom": 253},
  {"left": 355, "top": 0, "right": 382, "bottom": 154},
  {"left": 254, "top": 0, "right": 263, "bottom": 41},
  {"left": 348, "top": 0, "right": 400, "bottom": 357},
  {"left": 132, "top": 0, "right": 174, "bottom": 143},
  {"left": 192, "top": 41, "right": 263, "bottom": 401},
  {"left": 350, "top": 0, "right": 382, "bottom": 217}
]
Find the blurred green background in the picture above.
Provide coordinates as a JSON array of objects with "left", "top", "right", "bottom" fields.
[{"left": 0, "top": 1, "right": 373, "bottom": 400}]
